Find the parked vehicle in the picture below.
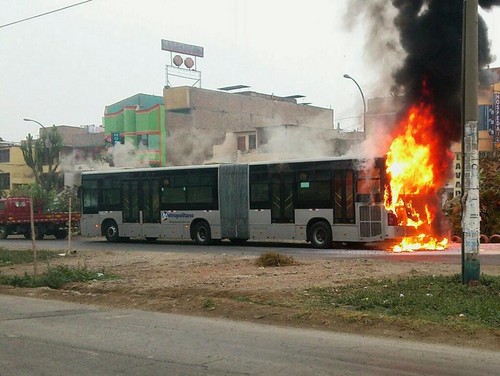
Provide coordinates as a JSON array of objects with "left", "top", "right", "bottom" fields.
[{"left": 0, "top": 197, "right": 80, "bottom": 240}]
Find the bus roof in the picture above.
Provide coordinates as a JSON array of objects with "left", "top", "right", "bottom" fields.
[{"left": 80, "top": 155, "right": 385, "bottom": 176}]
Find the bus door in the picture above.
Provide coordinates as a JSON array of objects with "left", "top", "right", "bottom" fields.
[
  {"left": 271, "top": 172, "right": 295, "bottom": 223},
  {"left": 122, "top": 180, "right": 140, "bottom": 237},
  {"left": 122, "top": 179, "right": 160, "bottom": 237},
  {"left": 141, "top": 180, "right": 160, "bottom": 224},
  {"left": 333, "top": 170, "right": 355, "bottom": 224}
]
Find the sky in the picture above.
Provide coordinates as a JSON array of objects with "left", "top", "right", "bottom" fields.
[{"left": 1, "top": 0, "right": 499, "bottom": 142}]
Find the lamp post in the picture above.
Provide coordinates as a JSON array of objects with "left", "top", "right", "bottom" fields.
[
  {"left": 22, "top": 118, "right": 47, "bottom": 277},
  {"left": 23, "top": 117, "right": 51, "bottom": 147},
  {"left": 23, "top": 117, "right": 51, "bottom": 202},
  {"left": 343, "top": 74, "right": 367, "bottom": 134},
  {"left": 23, "top": 117, "right": 47, "bottom": 131}
]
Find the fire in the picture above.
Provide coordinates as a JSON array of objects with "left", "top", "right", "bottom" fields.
[{"left": 384, "top": 102, "right": 451, "bottom": 252}]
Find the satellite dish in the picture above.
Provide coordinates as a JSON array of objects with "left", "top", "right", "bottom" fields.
[
  {"left": 184, "top": 57, "right": 194, "bottom": 69},
  {"left": 173, "top": 55, "right": 183, "bottom": 66}
]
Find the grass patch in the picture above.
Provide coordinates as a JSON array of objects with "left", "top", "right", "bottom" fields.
[
  {"left": 0, "top": 248, "right": 59, "bottom": 266},
  {"left": 202, "top": 298, "right": 215, "bottom": 310},
  {"left": 305, "top": 274, "right": 500, "bottom": 329},
  {"left": 0, "top": 265, "right": 113, "bottom": 289},
  {"left": 231, "top": 295, "right": 286, "bottom": 307},
  {"left": 255, "top": 252, "right": 298, "bottom": 267}
]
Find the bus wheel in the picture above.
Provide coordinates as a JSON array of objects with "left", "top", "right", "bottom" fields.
[
  {"left": 104, "top": 221, "right": 119, "bottom": 242},
  {"left": 310, "top": 222, "right": 332, "bottom": 249},
  {"left": 145, "top": 237, "right": 158, "bottom": 243},
  {"left": 0, "top": 225, "right": 8, "bottom": 239},
  {"left": 193, "top": 221, "right": 212, "bottom": 245}
]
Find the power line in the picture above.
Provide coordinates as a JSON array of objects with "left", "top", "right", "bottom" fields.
[{"left": 0, "top": 0, "right": 93, "bottom": 29}]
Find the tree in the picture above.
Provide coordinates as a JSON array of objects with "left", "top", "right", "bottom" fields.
[
  {"left": 478, "top": 150, "right": 500, "bottom": 236},
  {"left": 445, "top": 150, "right": 500, "bottom": 237},
  {"left": 20, "top": 126, "right": 62, "bottom": 194}
]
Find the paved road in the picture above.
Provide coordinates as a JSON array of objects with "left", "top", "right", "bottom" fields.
[
  {"left": 1, "top": 236, "right": 499, "bottom": 264},
  {"left": 0, "top": 295, "right": 499, "bottom": 376}
]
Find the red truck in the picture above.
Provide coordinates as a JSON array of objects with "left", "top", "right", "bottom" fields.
[{"left": 0, "top": 197, "right": 80, "bottom": 240}]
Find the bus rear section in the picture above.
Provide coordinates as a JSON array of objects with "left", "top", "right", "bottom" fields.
[{"left": 220, "top": 158, "right": 409, "bottom": 248}]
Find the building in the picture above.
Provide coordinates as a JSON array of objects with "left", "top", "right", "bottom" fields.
[
  {"left": 104, "top": 94, "right": 166, "bottom": 166},
  {"left": 103, "top": 88, "right": 339, "bottom": 166},
  {"left": 163, "top": 86, "right": 336, "bottom": 165},
  {"left": 0, "top": 139, "right": 34, "bottom": 194}
]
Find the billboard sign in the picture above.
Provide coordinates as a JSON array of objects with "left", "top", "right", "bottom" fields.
[
  {"left": 494, "top": 93, "right": 500, "bottom": 145},
  {"left": 161, "top": 39, "right": 204, "bottom": 57}
]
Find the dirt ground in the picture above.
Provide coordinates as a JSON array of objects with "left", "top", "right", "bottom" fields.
[{"left": 1, "top": 246, "right": 499, "bottom": 350}]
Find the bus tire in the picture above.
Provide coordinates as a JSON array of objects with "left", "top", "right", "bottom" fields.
[
  {"left": 0, "top": 225, "right": 8, "bottom": 239},
  {"left": 103, "top": 220, "right": 119, "bottom": 242},
  {"left": 310, "top": 222, "right": 332, "bottom": 249},
  {"left": 193, "top": 221, "right": 212, "bottom": 245}
]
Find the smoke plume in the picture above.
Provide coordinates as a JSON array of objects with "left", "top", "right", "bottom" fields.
[{"left": 347, "top": 0, "right": 499, "bottom": 144}]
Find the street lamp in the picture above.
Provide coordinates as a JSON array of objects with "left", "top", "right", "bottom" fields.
[
  {"left": 23, "top": 118, "right": 50, "bottom": 145},
  {"left": 343, "top": 74, "right": 367, "bottom": 134},
  {"left": 23, "top": 117, "right": 47, "bottom": 130}
]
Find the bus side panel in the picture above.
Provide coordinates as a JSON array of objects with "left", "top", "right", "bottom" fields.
[
  {"left": 332, "top": 225, "right": 361, "bottom": 242},
  {"left": 294, "top": 209, "right": 333, "bottom": 241},
  {"left": 249, "top": 209, "right": 270, "bottom": 239},
  {"left": 159, "top": 210, "right": 221, "bottom": 240},
  {"left": 219, "top": 164, "right": 249, "bottom": 239},
  {"left": 81, "top": 214, "right": 101, "bottom": 237}
]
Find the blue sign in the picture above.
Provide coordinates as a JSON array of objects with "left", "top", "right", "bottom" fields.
[{"left": 112, "top": 132, "right": 121, "bottom": 145}]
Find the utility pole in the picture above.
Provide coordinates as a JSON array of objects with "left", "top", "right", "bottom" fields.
[{"left": 461, "top": 0, "right": 480, "bottom": 284}]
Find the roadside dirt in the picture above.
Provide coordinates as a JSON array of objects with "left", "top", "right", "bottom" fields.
[{"left": 1, "top": 246, "right": 499, "bottom": 350}]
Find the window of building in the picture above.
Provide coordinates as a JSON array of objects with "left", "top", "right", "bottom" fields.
[
  {"left": 0, "top": 149, "right": 10, "bottom": 163},
  {"left": 0, "top": 173, "right": 10, "bottom": 190},
  {"left": 249, "top": 134, "right": 256, "bottom": 150},
  {"left": 237, "top": 136, "right": 246, "bottom": 151},
  {"left": 137, "top": 134, "right": 148, "bottom": 150},
  {"left": 137, "top": 134, "right": 160, "bottom": 150}
]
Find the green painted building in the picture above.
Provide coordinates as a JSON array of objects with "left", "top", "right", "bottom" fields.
[{"left": 104, "top": 93, "right": 166, "bottom": 166}]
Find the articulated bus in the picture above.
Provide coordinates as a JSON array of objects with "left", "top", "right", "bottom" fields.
[{"left": 80, "top": 157, "right": 408, "bottom": 248}]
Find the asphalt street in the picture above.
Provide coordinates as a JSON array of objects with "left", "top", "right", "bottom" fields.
[{"left": 0, "top": 295, "right": 499, "bottom": 376}]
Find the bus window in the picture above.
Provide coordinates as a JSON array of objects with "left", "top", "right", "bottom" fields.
[
  {"left": 334, "top": 170, "right": 355, "bottom": 223},
  {"left": 296, "top": 169, "right": 331, "bottom": 208},
  {"left": 357, "top": 167, "right": 381, "bottom": 203},
  {"left": 160, "top": 169, "right": 218, "bottom": 209},
  {"left": 249, "top": 170, "right": 270, "bottom": 209},
  {"left": 102, "top": 179, "right": 121, "bottom": 210},
  {"left": 82, "top": 179, "right": 99, "bottom": 214}
]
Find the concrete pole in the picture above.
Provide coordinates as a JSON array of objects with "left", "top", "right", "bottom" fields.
[
  {"left": 461, "top": 0, "right": 480, "bottom": 284},
  {"left": 67, "top": 196, "right": 72, "bottom": 254},
  {"left": 30, "top": 197, "right": 38, "bottom": 278}
]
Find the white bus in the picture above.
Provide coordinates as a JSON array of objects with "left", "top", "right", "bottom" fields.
[{"left": 80, "top": 157, "right": 408, "bottom": 248}]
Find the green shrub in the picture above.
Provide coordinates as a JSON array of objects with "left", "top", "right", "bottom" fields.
[
  {"left": 305, "top": 274, "right": 500, "bottom": 329},
  {"left": 0, "top": 265, "right": 111, "bottom": 289},
  {"left": 0, "top": 249, "right": 58, "bottom": 266},
  {"left": 255, "top": 252, "right": 298, "bottom": 267}
]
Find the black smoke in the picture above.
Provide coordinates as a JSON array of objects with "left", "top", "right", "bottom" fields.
[
  {"left": 391, "top": 0, "right": 498, "bottom": 143},
  {"left": 479, "top": 0, "right": 500, "bottom": 9}
]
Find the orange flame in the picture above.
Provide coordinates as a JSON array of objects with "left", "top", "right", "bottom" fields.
[{"left": 384, "top": 102, "right": 451, "bottom": 252}]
